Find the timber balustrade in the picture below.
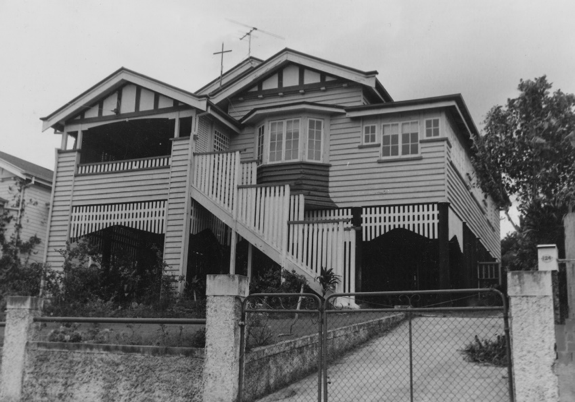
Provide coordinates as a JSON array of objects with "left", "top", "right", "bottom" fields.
[
  {"left": 190, "top": 151, "right": 356, "bottom": 293},
  {"left": 77, "top": 155, "right": 171, "bottom": 174}
]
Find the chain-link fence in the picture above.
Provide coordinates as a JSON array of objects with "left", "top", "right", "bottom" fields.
[{"left": 240, "top": 289, "right": 513, "bottom": 402}]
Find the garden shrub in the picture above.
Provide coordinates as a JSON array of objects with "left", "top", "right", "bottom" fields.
[{"left": 462, "top": 334, "right": 508, "bottom": 366}]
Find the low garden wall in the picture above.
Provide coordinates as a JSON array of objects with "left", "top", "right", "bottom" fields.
[
  {"left": 21, "top": 342, "right": 203, "bottom": 402},
  {"left": 243, "top": 313, "right": 404, "bottom": 401}
]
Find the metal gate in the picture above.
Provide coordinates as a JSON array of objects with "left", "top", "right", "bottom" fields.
[{"left": 239, "top": 289, "right": 513, "bottom": 402}]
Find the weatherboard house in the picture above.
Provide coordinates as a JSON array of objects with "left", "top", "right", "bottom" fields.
[
  {"left": 40, "top": 48, "right": 500, "bottom": 296},
  {"left": 0, "top": 151, "right": 53, "bottom": 264}
]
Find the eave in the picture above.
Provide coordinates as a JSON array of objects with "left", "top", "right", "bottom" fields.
[
  {"left": 346, "top": 94, "right": 479, "bottom": 139},
  {"left": 207, "top": 102, "right": 242, "bottom": 133},
  {"left": 41, "top": 68, "right": 208, "bottom": 132},
  {"left": 240, "top": 102, "right": 346, "bottom": 125}
]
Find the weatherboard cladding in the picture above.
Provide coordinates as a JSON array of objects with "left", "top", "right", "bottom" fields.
[
  {"left": 328, "top": 111, "right": 447, "bottom": 208},
  {"left": 45, "top": 151, "right": 78, "bottom": 269},
  {"left": 228, "top": 84, "right": 363, "bottom": 120},
  {"left": 163, "top": 137, "right": 192, "bottom": 272},
  {"left": 19, "top": 185, "right": 51, "bottom": 263}
]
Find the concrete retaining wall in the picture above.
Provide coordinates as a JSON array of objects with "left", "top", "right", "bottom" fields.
[
  {"left": 20, "top": 342, "right": 204, "bottom": 402},
  {"left": 243, "top": 313, "right": 404, "bottom": 401},
  {"left": 555, "top": 319, "right": 575, "bottom": 401}
]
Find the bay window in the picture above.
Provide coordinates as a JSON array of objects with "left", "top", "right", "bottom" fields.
[{"left": 263, "top": 117, "right": 324, "bottom": 164}]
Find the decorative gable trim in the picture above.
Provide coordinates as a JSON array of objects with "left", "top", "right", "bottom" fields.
[
  {"left": 41, "top": 68, "right": 208, "bottom": 132},
  {"left": 208, "top": 48, "right": 386, "bottom": 104}
]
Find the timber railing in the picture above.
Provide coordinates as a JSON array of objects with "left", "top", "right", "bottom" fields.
[
  {"left": 190, "top": 151, "right": 356, "bottom": 294},
  {"left": 77, "top": 155, "right": 171, "bottom": 174}
]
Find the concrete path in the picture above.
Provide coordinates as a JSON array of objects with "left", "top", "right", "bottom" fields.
[{"left": 256, "top": 316, "right": 510, "bottom": 402}]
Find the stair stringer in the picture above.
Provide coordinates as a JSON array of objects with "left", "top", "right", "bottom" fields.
[{"left": 190, "top": 186, "right": 324, "bottom": 295}]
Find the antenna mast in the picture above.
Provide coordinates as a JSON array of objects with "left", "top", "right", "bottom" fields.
[
  {"left": 213, "top": 43, "right": 232, "bottom": 87},
  {"left": 228, "top": 19, "right": 285, "bottom": 57}
]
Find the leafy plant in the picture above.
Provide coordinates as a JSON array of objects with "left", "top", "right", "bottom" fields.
[
  {"left": 246, "top": 312, "right": 275, "bottom": 350},
  {"left": 315, "top": 267, "right": 341, "bottom": 297},
  {"left": 462, "top": 334, "right": 508, "bottom": 367}
]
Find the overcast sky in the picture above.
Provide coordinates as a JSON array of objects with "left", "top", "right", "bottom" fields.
[{"left": 1, "top": 0, "right": 573, "bottom": 237}]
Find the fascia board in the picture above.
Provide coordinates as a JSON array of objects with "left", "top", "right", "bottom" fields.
[
  {"left": 346, "top": 101, "right": 458, "bottom": 118},
  {"left": 42, "top": 71, "right": 208, "bottom": 132},
  {"left": 0, "top": 161, "right": 26, "bottom": 180},
  {"left": 207, "top": 106, "right": 241, "bottom": 134}
]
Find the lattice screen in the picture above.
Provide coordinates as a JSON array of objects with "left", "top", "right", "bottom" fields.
[
  {"left": 70, "top": 201, "right": 166, "bottom": 239},
  {"left": 362, "top": 204, "right": 438, "bottom": 240}
]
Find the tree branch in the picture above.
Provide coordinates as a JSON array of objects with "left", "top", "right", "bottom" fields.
[{"left": 504, "top": 208, "right": 521, "bottom": 232}]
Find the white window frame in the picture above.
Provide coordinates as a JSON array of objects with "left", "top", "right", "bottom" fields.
[
  {"left": 425, "top": 118, "right": 440, "bottom": 138},
  {"left": 256, "top": 125, "right": 265, "bottom": 164},
  {"left": 306, "top": 118, "right": 324, "bottom": 162},
  {"left": 267, "top": 118, "right": 301, "bottom": 164},
  {"left": 381, "top": 120, "right": 420, "bottom": 158},
  {"left": 363, "top": 124, "right": 377, "bottom": 145}
]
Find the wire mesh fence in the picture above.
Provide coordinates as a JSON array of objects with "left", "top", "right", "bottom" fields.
[{"left": 240, "top": 289, "right": 512, "bottom": 402}]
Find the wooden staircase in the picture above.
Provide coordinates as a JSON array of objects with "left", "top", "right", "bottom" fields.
[{"left": 190, "top": 151, "right": 356, "bottom": 297}]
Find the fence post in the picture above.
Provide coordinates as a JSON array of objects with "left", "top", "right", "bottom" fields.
[
  {"left": 508, "top": 271, "right": 559, "bottom": 401},
  {"left": 203, "top": 274, "right": 249, "bottom": 402},
  {"left": 0, "top": 296, "right": 43, "bottom": 402}
]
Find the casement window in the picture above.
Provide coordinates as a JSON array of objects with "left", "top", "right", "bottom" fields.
[
  {"left": 425, "top": 118, "right": 440, "bottom": 137},
  {"left": 381, "top": 121, "right": 419, "bottom": 158},
  {"left": 256, "top": 125, "right": 264, "bottom": 163},
  {"left": 307, "top": 119, "right": 323, "bottom": 161},
  {"left": 363, "top": 124, "right": 377, "bottom": 144},
  {"left": 213, "top": 130, "right": 229, "bottom": 152},
  {"left": 269, "top": 118, "right": 300, "bottom": 163},
  {"left": 264, "top": 117, "right": 325, "bottom": 164}
]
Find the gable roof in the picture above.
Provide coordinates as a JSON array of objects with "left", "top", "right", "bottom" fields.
[
  {"left": 195, "top": 57, "right": 263, "bottom": 96},
  {"left": 0, "top": 151, "right": 53, "bottom": 185},
  {"left": 206, "top": 48, "right": 393, "bottom": 104},
  {"left": 41, "top": 68, "right": 209, "bottom": 132}
]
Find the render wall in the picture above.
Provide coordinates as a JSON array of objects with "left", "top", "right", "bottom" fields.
[{"left": 21, "top": 343, "right": 203, "bottom": 402}]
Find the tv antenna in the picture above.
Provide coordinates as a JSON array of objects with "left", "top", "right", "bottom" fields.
[
  {"left": 213, "top": 43, "right": 232, "bottom": 87},
  {"left": 227, "top": 19, "right": 284, "bottom": 56}
]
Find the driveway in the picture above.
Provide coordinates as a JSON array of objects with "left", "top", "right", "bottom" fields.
[{"left": 256, "top": 315, "right": 510, "bottom": 402}]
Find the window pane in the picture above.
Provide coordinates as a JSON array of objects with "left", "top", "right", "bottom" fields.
[
  {"left": 382, "top": 124, "right": 399, "bottom": 158},
  {"left": 284, "top": 119, "right": 299, "bottom": 161},
  {"left": 364, "top": 125, "right": 376, "bottom": 144},
  {"left": 401, "top": 122, "right": 419, "bottom": 155},
  {"left": 257, "top": 125, "right": 264, "bottom": 163},
  {"left": 308, "top": 119, "right": 323, "bottom": 161},
  {"left": 269, "top": 121, "right": 283, "bottom": 162}
]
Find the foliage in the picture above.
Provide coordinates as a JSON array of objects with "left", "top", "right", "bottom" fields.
[
  {"left": 315, "top": 267, "right": 341, "bottom": 297},
  {"left": 249, "top": 267, "right": 309, "bottom": 295},
  {"left": 472, "top": 76, "right": 575, "bottom": 269},
  {"left": 246, "top": 312, "right": 275, "bottom": 350},
  {"left": 462, "top": 334, "right": 508, "bottom": 367},
  {"left": 43, "top": 322, "right": 206, "bottom": 348},
  {"left": 473, "top": 76, "right": 575, "bottom": 213}
]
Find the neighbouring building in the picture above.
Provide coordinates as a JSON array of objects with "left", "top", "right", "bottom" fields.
[
  {"left": 39, "top": 48, "right": 500, "bottom": 296},
  {"left": 0, "top": 151, "right": 53, "bottom": 263}
]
